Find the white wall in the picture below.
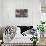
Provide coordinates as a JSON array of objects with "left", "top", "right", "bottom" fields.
[
  {"left": 2, "top": 0, "right": 41, "bottom": 27},
  {"left": 0, "top": 0, "right": 2, "bottom": 26},
  {"left": 0, "top": 0, "right": 4, "bottom": 27},
  {"left": 32, "top": 0, "right": 41, "bottom": 27}
]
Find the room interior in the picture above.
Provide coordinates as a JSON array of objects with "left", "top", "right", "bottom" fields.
[{"left": 0, "top": 0, "right": 46, "bottom": 46}]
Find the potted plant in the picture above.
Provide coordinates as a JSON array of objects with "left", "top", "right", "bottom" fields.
[
  {"left": 31, "top": 35, "right": 38, "bottom": 46},
  {"left": 37, "top": 21, "right": 46, "bottom": 37}
]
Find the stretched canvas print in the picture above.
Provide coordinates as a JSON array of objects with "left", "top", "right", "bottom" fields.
[{"left": 16, "top": 9, "right": 28, "bottom": 17}]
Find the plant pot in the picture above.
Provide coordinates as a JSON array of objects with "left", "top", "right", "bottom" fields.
[{"left": 33, "top": 41, "right": 36, "bottom": 46}]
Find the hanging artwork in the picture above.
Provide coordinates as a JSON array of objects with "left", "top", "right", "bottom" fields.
[{"left": 15, "top": 9, "right": 28, "bottom": 17}]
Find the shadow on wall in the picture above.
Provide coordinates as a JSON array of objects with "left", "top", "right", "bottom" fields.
[{"left": 0, "top": 26, "right": 5, "bottom": 40}]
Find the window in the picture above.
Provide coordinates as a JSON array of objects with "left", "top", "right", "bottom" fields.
[{"left": 41, "top": 0, "right": 46, "bottom": 13}]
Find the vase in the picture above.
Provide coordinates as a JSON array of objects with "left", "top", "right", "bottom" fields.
[{"left": 40, "top": 32, "right": 44, "bottom": 38}]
